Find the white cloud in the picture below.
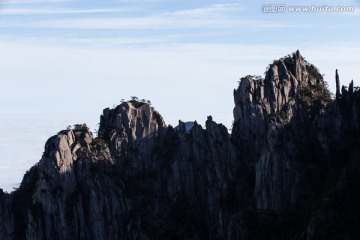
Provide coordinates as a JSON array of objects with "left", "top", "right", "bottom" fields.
[
  {"left": 1, "top": 0, "right": 78, "bottom": 4},
  {"left": 0, "top": 2, "right": 243, "bottom": 17},
  {"left": 0, "top": 15, "right": 301, "bottom": 30},
  {"left": 0, "top": 7, "right": 133, "bottom": 15},
  {"left": 0, "top": 2, "right": 302, "bottom": 30},
  {"left": 167, "top": 3, "right": 245, "bottom": 18}
]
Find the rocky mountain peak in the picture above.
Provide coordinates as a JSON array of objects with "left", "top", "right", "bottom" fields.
[
  {"left": 41, "top": 124, "right": 94, "bottom": 173},
  {"left": 98, "top": 100, "right": 166, "bottom": 140},
  {"left": 1, "top": 51, "right": 360, "bottom": 240},
  {"left": 233, "top": 51, "right": 330, "bottom": 142},
  {"left": 232, "top": 51, "right": 336, "bottom": 212},
  {"left": 97, "top": 100, "right": 167, "bottom": 175}
]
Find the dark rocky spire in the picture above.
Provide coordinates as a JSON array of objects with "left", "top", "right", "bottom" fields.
[{"left": 336, "top": 69, "right": 340, "bottom": 99}]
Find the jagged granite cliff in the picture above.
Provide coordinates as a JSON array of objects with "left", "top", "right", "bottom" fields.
[{"left": 1, "top": 51, "right": 360, "bottom": 239}]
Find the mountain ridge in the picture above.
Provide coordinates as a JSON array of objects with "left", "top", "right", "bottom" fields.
[{"left": 1, "top": 50, "right": 360, "bottom": 239}]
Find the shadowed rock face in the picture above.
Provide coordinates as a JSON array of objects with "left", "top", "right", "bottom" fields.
[
  {"left": 1, "top": 51, "right": 360, "bottom": 240},
  {"left": 232, "top": 50, "right": 335, "bottom": 212}
]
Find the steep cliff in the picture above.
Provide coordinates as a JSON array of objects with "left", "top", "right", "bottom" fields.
[
  {"left": 233, "top": 50, "right": 335, "bottom": 212},
  {"left": 1, "top": 51, "right": 359, "bottom": 240},
  {"left": 232, "top": 51, "right": 360, "bottom": 239}
]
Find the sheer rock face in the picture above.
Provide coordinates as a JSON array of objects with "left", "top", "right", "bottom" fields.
[
  {"left": 98, "top": 101, "right": 167, "bottom": 176},
  {"left": 21, "top": 127, "right": 132, "bottom": 240},
  {"left": 233, "top": 51, "right": 344, "bottom": 212},
  {"left": 155, "top": 118, "right": 242, "bottom": 239},
  {"left": 233, "top": 51, "right": 304, "bottom": 141},
  {"left": 1, "top": 51, "right": 360, "bottom": 240},
  {"left": 0, "top": 190, "right": 13, "bottom": 239}
]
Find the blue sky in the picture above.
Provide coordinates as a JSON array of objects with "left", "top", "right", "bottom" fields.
[{"left": 0, "top": 0, "right": 359, "bottom": 192}]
